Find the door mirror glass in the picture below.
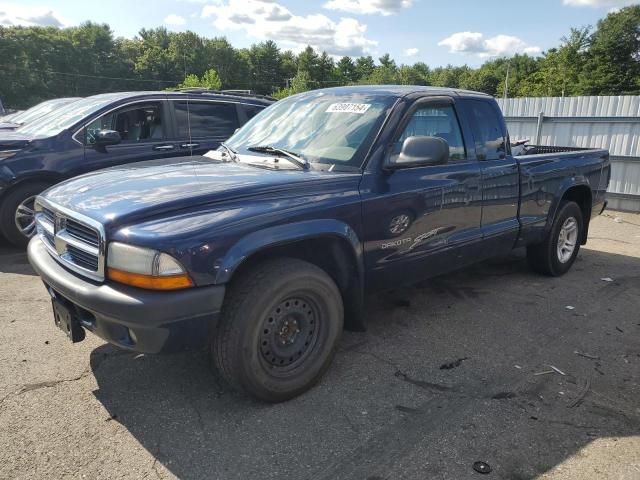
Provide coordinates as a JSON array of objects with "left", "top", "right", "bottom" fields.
[
  {"left": 94, "top": 129, "right": 121, "bottom": 147},
  {"left": 387, "top": 136, "right": 449, "bottom": 169}
]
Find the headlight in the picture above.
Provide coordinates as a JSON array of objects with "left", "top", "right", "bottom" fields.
[{"left": 107, "top": 242, "right": 193, "bottom": 290}]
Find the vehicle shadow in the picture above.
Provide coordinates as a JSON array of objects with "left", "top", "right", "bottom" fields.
[
  {"left": 0, "top": 239, "right": 35, "bottom": 276},
  {"left": 86, "top": 247, "right": 638, "bottom": 479}
]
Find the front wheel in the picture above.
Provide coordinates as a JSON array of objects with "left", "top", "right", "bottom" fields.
[
  {"left": 212, "top": 258, "right": 344, "bottom": 402},
  {"left": 527, "top": 200, "right": 583, "bottom": 276},
  {"left": 0, "top": 182, "right": 51, "bottom": 247}
]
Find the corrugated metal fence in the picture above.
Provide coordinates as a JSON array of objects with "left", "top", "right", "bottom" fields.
[{"left": 496, "top": 96, "right": 640, "bottom": 212}]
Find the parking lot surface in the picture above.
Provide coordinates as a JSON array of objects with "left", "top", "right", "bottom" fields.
[{"left": 1, "top": 212, "right": 639, "bottom": 480}]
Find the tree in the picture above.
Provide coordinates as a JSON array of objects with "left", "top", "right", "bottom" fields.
[
  {"left": 204, "top": 37, "right": 249, "bottom": 89},
  {"left": 179, "top": 74, "right": 202, "bottom": 88},
  {"left": 245, "top": 40, "right": 283, "bottom": 94},
  {"left": 518, "top": 29, "right": 589, "bottom": 97},
  {"left": 378, "top": 53, "right": 397, "bottom": 72},
  {"left": 316, "top": 51, "right": 335, "bottom": 86},
  {"left": 297, "top": 46, "right": 320, "bottom": 77},
  {"left": 177, "top": 68, "right": 222, "bottom": 90},
  {"left": 0, "top": 7, "right": 637, "bottom": 109},
  {"left": 336, "top": 56, "right": 357, "bottom": 83},
  {"left": 201, "top": 69, "right": 222, "bottom": 89},
  {"left": 429, "top": 65, "right": 471, "bottom": 88},
  {"left": 580, "top": 6, "right": 640, "bottom": 95},
  {"left": 272, "top": 70, "right": 311, "bottom": 99},
  {"left": 355, "top": 56, "right": 375, "bottom": 80}
]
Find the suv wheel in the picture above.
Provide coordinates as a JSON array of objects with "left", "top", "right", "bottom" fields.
[
  {"left": 212, "top": 258, "right": 343, "bottom": 402},
  {"left": 0, "top": 182, "right": 50, "bottom": 248},
  {"left": 527, "top": 200, "right": 583, "bottom": 276}
]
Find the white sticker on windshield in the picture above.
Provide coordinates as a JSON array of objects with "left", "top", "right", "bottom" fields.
[{"left": 325, "top": 103, "right": 371, "bottom": 114}]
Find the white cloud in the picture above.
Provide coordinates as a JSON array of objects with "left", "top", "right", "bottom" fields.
[
  {"left": 323, "top": 0, "right": 412, "bottom": 16},
  {"left": 0, "top": 2, "right": 69, "bottom": 27},
  {"left": 438, "top": 32, "right": 541, "bottom": 58},
  {"left": 404, "top": 47, "right": 419, "bottom": 56},
  {"left": 164, "top": 14, "right": 187, "bottom": 26},
  {"left": 562, "top": 0, "right": 636, "bottom": 7},
  {"left": 202, "top": 0, "right": 377, "bottom": 56}
]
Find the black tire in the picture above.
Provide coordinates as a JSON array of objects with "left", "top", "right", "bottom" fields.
[
  {"left": 212, "top": 258, "right": 344, "bottom": 402},
  {"left": 0, "top": 182, "right": 50, "bottom": 248},
  {"left": 527, "top": 201, "right": 583, "bottom": 276}
]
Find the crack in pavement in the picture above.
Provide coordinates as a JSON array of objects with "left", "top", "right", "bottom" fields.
[{"left": 0, "top": 351, "right": 130, "bottom": 411}]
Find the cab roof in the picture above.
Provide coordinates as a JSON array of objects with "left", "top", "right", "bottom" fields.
[{"left": 316, "top": 85, "right": 493, "bottom": 99}]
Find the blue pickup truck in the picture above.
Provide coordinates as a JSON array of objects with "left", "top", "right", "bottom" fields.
[{"left": 27, "top": 86, "right": 610, "bottom": 402}]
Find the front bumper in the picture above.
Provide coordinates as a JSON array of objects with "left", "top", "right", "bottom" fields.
[{"left": 28, "top": 238, "right": 225, "bottom": 353}]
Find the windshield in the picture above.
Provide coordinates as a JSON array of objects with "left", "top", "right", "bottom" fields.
[
  {"left": 226, "top": 91, "right": 397, "bottom": 168},
  {"left": 10, "top": 98, "right": 81, "bottom": 126},
  {"left": 17, "top": 94, "right": 126, "bottom": 137}
]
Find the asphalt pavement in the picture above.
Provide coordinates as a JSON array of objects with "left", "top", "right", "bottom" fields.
[{"left": 1, "top": 211, "right": 639, "bottom": 479}]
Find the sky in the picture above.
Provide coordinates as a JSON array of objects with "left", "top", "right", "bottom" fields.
[{"left": 1, "top": 0, "right": 637, "bottom": 67}]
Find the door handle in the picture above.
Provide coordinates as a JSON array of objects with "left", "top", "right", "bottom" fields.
[
  {"left": 153, "top": 144, "right": 175, "bottom": 151},
  {"left": 180, "top": 143, "right": 200, "bottom": 149}
]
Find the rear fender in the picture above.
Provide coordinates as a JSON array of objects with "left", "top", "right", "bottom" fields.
[{"left": 545, "top": 176, "right": 592, "bottom": 241}]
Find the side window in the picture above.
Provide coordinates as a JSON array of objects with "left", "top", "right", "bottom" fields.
[
  {"left": 243, "top": 104, "right": 264, "bottom": 120},
  {"left": 394, "top": 105, "right": 466, "bottom": 161},
  {"left": 467, "top": 100, "right": 506, "bottom": 160},
  {"left": 85, "top": 103, "right": 164, "bottom": 144},
  {"left": 174, "top": 102, "right": 239, "bottom": 138}
]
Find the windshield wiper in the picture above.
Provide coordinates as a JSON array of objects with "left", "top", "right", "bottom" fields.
[
  {"left": 247, "top": 145, "right": 309, "bottom": 170},
  {"left": 219, "top": 142, "right": 238, "bottom": 162}
]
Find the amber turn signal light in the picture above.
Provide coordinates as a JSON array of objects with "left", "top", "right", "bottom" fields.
[{"left": 108, "top": 268, "right": 194, "bottom": 290}]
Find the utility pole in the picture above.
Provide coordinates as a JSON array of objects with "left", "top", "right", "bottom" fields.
[{"left": 503, "top": 60, "right": 510, "bottom": 100}]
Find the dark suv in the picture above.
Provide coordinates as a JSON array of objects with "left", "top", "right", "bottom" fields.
[{"left": 0, "top": 90, "right": 273, "bottom": 246}]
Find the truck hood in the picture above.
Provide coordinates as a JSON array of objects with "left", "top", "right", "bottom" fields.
[{"left": 42, "top": 156, "right": 361, "bottom": 228}]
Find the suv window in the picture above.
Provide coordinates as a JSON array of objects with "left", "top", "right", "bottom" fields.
[
  {"left": 174, "top": 101, "right": 239, "bottom": 138},
  {"left": 243, "top": 104, "right": 265, "bottom": 120},
  {"left": 85, "top": 103, "right": 164, "bottom": 145},
  {"left": 467, "top": 100, "right": 506, "bottom": 160},
  {"left": 394, "top": 105, "right": 466, "bottom": 161}
]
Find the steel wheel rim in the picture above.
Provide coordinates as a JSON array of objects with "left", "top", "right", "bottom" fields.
[
  {"left": 259, "top": 295, "right": 320, "bottom": 373},
  {"left": 14, "top": 195, "right": 37, "bottom": 238},
  {"left": 557, "top": 216, "right": 578, "bottom": 263}
]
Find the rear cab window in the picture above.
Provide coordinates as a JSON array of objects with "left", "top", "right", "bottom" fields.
[{"left": 466, "top": 99, "right": 508, "bottom": 160}]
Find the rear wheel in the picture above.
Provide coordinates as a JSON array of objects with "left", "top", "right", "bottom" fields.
[
  {"left": 0, "top": 182, "right": 50, "bottom": 248},
  {"left": 527, "top": 200, "right": 583, "bottom": 276},
  {"left": 212, "top": 258, "right": 343, "bottom": 402}
]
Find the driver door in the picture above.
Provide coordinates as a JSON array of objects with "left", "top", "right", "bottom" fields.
[{"left": 361, "top": 98, "right": 483, "bottom": 291}]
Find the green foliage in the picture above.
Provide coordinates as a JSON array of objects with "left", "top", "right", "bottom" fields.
[
  {"left": 580, "top": 6, "right": 640, "bottom": 95},
  {"left": 201, "top": 69, "right": 222, "bottom": 90},
  {"left": 1, "top": 6, "right": 638, "bottom": 108},
  {"left": 272, "top": 70, "right": 312, "bottom": 99},
  {"left": 177, "top": 69, "right": 222, "bottom": 90}
]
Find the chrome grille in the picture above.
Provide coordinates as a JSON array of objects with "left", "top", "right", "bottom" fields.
[
  {"left": 66, "top": 219, "right": 100, "bottom": 247},
  {"left": 34, "top": 198, "right": 105, "bottom": 281}
]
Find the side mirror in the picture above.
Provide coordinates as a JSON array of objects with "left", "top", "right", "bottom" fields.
[
  {"left": 386, "top": 136, "right": 449, "bottom": 169},
  {"left": 94, "top": 129, "right": 121, "bottom": 147}
]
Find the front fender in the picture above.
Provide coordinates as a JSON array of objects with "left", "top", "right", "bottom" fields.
[{"left": 214, "top": 219, "right": 363, "bottom": 284}]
